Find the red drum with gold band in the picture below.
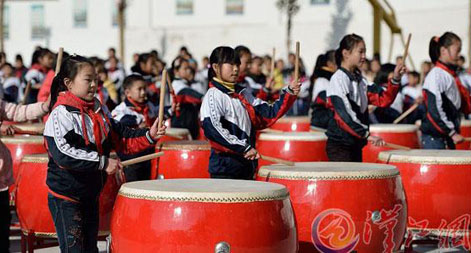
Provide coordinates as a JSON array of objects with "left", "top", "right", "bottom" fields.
[
  {"left": 257, "top": 162, "right": 407, "bottom": 253},
  {"left": 378, "top": 150, "right": 471, "bottom": 245},
  {"left": 2, "top": 135, "right": 46, "bottom": 204},
  {"left": 257, "top": 132, "right": 328, "bottom": 167},
  {"left": 111, "top": 179, "right": 298, "bottom": 253},
  {"left": 363, "top": 124, "right": 419, "bottom": 162},
  {"left": 457, "top": 119, "right": 471, "bottom": 150},
  {"left": 269, "top": 116, "right": 311, "bottom": 132},
  {"left": 154, "top": 140, "right": 210, "bottom": 179},
  {"left": 15, "top": 154, "right": 121, "bottom": 238}
]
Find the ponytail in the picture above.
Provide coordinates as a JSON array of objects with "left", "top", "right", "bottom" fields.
[{"left": 429, "top": 32, "right": 461, "bottom": 64}]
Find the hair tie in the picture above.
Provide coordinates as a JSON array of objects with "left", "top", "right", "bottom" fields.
[{"left": 433, "top": 36, "right": 439, "bottom": 43}]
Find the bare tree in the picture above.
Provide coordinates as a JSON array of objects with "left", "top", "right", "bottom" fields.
[
  {"left": 327, "top": 0, "right": 352, "bottom": 49},
  {"left": 276, "top": 0, "right": 300, "bottom": 56},
  {"left": 0, "top": 0, "right": 4, "bottom": 53}
]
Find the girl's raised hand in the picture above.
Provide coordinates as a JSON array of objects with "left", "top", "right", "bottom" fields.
[
  {"left": 393, "top": 62, "right": 407, "bottom": 81},
  {"left": 289, "top": 80, "right": 302, "bottom": 96},
  {"left": 149, "top": 117, "right": 167, "bottom": 141}
]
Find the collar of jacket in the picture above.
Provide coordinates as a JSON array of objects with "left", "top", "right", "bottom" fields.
[{"left": 339, "top": 66, "right": 362, "bottom": 83}]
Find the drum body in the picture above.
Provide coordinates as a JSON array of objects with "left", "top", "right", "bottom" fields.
[
  {"left": 257, "top": 132, "right": 327, "bottom": 167},
  {"left": 257, "top": 162, "right": 407, "bottom": 252},
  {"left": 270, "top": 116, "right": 311, "bottom": 132},
  {"left": 15, "top": 154, "right": 120, "bottom": 237},
  {"left": 111, "top": 179, "right": 298, "bottom": 252},
  {"left": 378, "top": 150, "right": 471, "bottom": 240},
  {"left": 156, "top": 140, "right": 210, "bottom": 179},
  {"left": 2, "top": 136, "right": 46, "bottom": 203},
  {"left": 363, "top": 124, "right": 419, "bottom": 162}
]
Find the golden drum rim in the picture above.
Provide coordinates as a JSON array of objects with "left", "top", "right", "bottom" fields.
[
  {"left": 378, "top": 150, "right": 471, "bottom": 164},
  {"left": 161, "top": 140, "right": 210, "bottom": 151},
  {"left": 1, "top": 136, "right": 44, "bottom": 144},
  {"left": 118, "top": 180, "right": 290, "bottom": 203},
  {"left": 21, "top": 154, "right": 48, "bottom": 163}
]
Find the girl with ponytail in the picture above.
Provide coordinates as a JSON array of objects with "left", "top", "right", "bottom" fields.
[{"left": 421, "top": 32, "right": 469, "bottom": 149}]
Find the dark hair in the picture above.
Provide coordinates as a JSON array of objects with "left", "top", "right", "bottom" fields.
[
  {"left": 1, "top": 63, "right": 13, "bottom": 69},
  {"left": 252, "top": 56, "right": 262, "bottom": 62},
  {"left": 52, "top": 51, "right": 70, "bottom": 73},
  {"left": 310, "top": 53, "right": 327, "bottom": 85},
  {"left": 374, "top": 63, "right": 396, "bottom": 85},
  {"left": 132, "top": 53, "right": 155, "bottom": 74},
  {"left": 31, "top": 48, "right": 52, "bottom": 66},
  {"left": 325, "top": 50, "right": 336, "bottom": 65},
  {"left": 429, "top": 32, "right": 461, "bottom": 64},
  {"left": 208, "top": 46, "right": 241, "bottom": 81},
  {"left": 335, "top": 33, "right": 364, "bottom": 66},
  {"left": 15, "top": 54, "right": 23, "bottom": 62},
  {"left": 234, "top": 45, "right": 251, "bottom": 59},
  {"left": 409, "top": 71, "right": 420, "bottom": 79},
  {"left": 170, "top": 56, "right": 189, "bottom": 81},
  {"left": 109, "top": 48, "right": 116, "bottom": 53},
  {"left": 49, "top": 55, "right": 94, "bottom": 111},
  {"left": 459, "top": 55, "right": 465, "bottom": 62},
  {"left": 122, "top": 74, "right": 146, "bottom": 91}
]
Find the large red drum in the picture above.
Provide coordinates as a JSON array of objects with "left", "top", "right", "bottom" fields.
[
  {"left": 363, "top": 124, "right": 419, "bottom": 162},
  {"left": 269, "top": 116, "right": 311, "bottom": 132},
  {"left": 378, "top": 150, "right": 471, "bottom": 244},
  {"left": 111, "top": 179, "right": 298, "bottom": 252},
  {"left": 257, "top": 162, "right": 407, "bottom": 252},
  {"left": 2, "top": 135, "right": 46, "bottom": 204},
  {"left": 15, "top": 154, "right": 121, "bottom": 238},
  {"left": 154, "top": 140, "right": 210, "bottom": 179},
  {"left": 257, "top": 132, "right": 327, "bottom": 167},
  {"left": 457, "top": 119, "right": 471, "bottom": 150}
]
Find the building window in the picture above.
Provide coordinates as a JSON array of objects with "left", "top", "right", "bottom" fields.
[
  {"left": 3, "top": 6, "right": 8, "bottom": 40},
  {"left": 176, "top": 0, "right": 193, "bottom": 15},
  {"left": 31, "top": 4, "right": 46, "bottom": 39},
  {"left": 73, "top": 0, "right": 87, "bottom": 28},
  {"left": 226, "top": 0, "right": 244, "bottom": 15},
  {"left": 310, "top": 0, "right": 329, "bottom": 4}
]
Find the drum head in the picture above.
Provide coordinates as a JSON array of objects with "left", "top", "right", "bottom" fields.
[
  {"left": 166, "top": 128, "right": 191, "bottom": 136},
  {"left": 1, "top": 135, "right": 44, "bottom": 144},
  {"left": 278, "top": 116, "right": 310, "bottom": 123},
  {"left": 378, "top": 149, "right": 471, "bottom": 164},
  {"left": 259, "top": 132, "right": 327, "bottom": 141},
  {"left": 161, "top": 140, "right": 210, "bottom": 151},
  {"left": 369, "top": 124, "right": 418, "bottom": 133},
  {"left": 21, "top": 153, "right": 48, "bottom": 163},
  {"left": 119, "top": 179, "right": 289, "bottom": 203},
  {"left": 258, "top": 162, "right": 399, "bottom": 180}
]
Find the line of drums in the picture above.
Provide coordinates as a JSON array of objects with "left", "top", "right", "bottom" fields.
[{"left": 7, "top": 116, "right": 471, "bottom": 252}]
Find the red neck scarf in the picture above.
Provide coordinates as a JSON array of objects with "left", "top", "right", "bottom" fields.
[
  {"left": 436, "top": 61, "right": 471, "bottom": 114},
  {"left": 54, "top": 91, "right": 110, "bottom": 154},
  {"left": 127, "top": 97, "right": 152, "bottom": 127},
  {"left": 31, "top": 63, "right": 48, "bottom": 74}
]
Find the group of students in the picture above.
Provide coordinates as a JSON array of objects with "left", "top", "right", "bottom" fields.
[
  {"left": 310, "top": 32, "right": 470, "bottom": 160},
  {"left": 0, "top": 31, "right": 469, "bottom": 252}
]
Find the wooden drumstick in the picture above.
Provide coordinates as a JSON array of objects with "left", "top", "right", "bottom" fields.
[
  {"left": 166, "top": 71, "right": 174, "bottom": 94},
  {"left": 294, "top": 41, "right": 300, "bottom": 83},
  {"left": 464, "top": 137, "right": 471, "bottom": 142},
  {"left": 158, "top": 69, "right": 167, "bottom": 130},
  {"left": 402, "top": 33, "right": 412, "bottom": 65},
  {"left": 393, "top": 103, "right": 419, "bottom": 124},
  {"left": 270, "top": 47, "right": 276, "bottom": 78},
  {"left": 121, "top": 152, "right": 165, "bottom": 167},
  {"left": 384, "top": 142, "right": 411, "bottom": 150},
  {"left": 55, "top": 47, "right": 64, "bottom": 77},
  {"left": 260, "top": 154, "right": 295, "bottom": 166}
]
